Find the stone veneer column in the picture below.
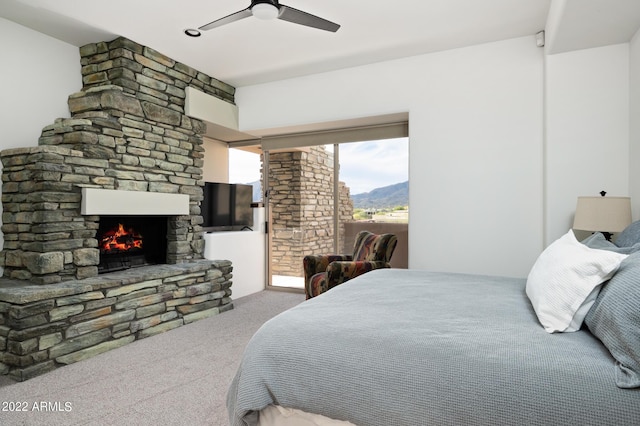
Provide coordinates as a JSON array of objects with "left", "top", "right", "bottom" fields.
[
  {"left": 0, "top": 37, "right": 236, "bottom": 283},
  {"left": 268, "top": 146, "right": 353, "bottom": 277}
]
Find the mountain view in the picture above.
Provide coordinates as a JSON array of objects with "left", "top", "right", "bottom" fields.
[
  {"left": 246, "top": 180, "right": 409, "bottom": 210},
  {"left": 351, "top": 181, "right": 408, "bottom": 209}
]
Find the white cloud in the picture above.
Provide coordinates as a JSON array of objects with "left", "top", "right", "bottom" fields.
[{"left": 339, "top": 138, "right": 408, "bottom": 194}]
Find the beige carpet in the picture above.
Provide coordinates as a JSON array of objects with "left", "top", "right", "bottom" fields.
[{"left": 0, "top": 289, "right": 304, "bottom": 426}]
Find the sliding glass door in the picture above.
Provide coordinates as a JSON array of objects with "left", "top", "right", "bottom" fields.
[
  {"left": 266, "top": 137, "right": 409, "bottom": 291},
  {"left": 336, "top": 139, "right": 409, "bottom": 267}
]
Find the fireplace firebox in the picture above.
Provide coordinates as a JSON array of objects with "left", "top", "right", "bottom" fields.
[{"left": 97, "top": 216, "right": 168, "bottom": 273}]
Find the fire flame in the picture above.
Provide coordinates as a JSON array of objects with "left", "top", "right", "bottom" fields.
[{"left": 100, "top": 223, "right": 143, "bottom": 253}]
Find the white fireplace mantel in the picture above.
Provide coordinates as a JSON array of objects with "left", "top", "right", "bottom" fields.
[{"left": 81, "top": 188, "right": 190, "bottom": 216}]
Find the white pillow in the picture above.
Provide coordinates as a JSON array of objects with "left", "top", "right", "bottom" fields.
[{"left": 526, "top": 230, "right": 627, "bottom": 333}]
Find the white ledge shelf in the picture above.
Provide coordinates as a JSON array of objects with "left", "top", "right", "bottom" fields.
[{"left": 81, "top": 188, "right": 189, "bottom": 216}]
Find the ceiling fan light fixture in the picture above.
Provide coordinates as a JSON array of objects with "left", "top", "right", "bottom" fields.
[{"left": 251, "top": 3, "right": 279, "bottom": 20}]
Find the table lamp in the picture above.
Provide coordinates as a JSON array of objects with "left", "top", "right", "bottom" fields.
[{"left": 573, "top": 191, "right": 631, "bottom": 241}]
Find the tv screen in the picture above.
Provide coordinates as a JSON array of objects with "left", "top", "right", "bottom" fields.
[{"left": 202, "top": 182, "right": 253, "bottom": 231}]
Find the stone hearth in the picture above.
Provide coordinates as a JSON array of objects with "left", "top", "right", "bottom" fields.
[
  {"left": 0, "top": 37, "right": 236, "bottom": 379},
  {"left": 0, "top": 260, "right": 232, "bottom": 381}
]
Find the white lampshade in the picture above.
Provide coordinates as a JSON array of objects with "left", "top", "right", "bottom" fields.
[
  {"left": 252, "top": 3, "right": 279, "bottom": 20},
  {"left": 573, "top": 196, "right": 631, "bottom": 233}
]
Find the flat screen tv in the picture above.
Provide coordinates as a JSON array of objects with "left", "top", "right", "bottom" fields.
[{"left": 202, "top": 182, "right": 254, "bottom": 231}]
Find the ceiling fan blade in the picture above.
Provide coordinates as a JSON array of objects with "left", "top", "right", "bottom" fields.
[
  {"left": 277, "top": 5, "right": 340, "bottom": 32},
  {"left": 198, "top": 8, "right": 252, "bottom": 31}
]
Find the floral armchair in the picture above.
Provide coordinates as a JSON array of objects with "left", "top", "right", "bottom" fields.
[{"left": 303, "top": 230, "right": 398, "bottom": 299}]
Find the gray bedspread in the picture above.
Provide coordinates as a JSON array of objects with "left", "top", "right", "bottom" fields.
[{"left": 227, "top": 269, "right": 640, "bottom": 425}]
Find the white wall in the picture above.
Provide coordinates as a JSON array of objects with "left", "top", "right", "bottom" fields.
[
  {"left": 0, "top": 19, "right": 80, "bottom": 255},
  {"left": 202, "top": 137, "right": 229, "bottom": 183},
  {"left": 204, "top": 208, "right": 266, "bottom": 299},
  {"left": 630, "top": 30, "right": 640, "bottom": 219},
  {"left": 545, "top": 44, "right": 630, "bottom": 242},
  {"left": 0, "top": 18, "right": 80, "bottom": 149},
  {"left": 237, "top": 36, "right": 545, "bottom": 278}
]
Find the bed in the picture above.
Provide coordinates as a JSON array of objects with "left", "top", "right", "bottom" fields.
[{"left": 227, "top": 231, "right": 640, "bottom": 425}]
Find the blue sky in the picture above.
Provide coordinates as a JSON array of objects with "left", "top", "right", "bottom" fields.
[
  {"left": 229, "top": 137, "right": 408, "bottom": 195},
  {"left": 338, "top": 138, "right": 408, "bottom": 194}
]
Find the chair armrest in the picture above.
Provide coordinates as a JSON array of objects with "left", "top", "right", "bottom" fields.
[
  {"left": 325, "top": 260, "right": 390, "bottom": 289},
  {"left": 303, "top": 254, "right": 353, "bottom": 279}
]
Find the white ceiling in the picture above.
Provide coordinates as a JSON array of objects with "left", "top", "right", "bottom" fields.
[
  {"left": 546, "top": 0, "right": 640, "bottom": 54},
  {"left": 1, "top": 0, "right": 639, "bottom": 89},
  {"left": 2, "top": 0, "right": 551, "bottom": 88}
]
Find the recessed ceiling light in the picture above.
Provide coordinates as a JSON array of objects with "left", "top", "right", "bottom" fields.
[{"left": 184, "top": 29, "right": 201, "bottom": 37}]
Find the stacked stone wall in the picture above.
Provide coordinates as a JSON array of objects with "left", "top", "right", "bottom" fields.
[
  {"left": 0, "top": 260, "right": 232, "bottom": 381},
  {"left": 338, "top": 180, "right": 355, "bottom": 251},
  {"left": 269, "top": 146, "right": 353, "bottom": 277}
]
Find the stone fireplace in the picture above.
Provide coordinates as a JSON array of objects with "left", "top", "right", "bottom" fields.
[{"left": 0, "top": 37, "right": 235, "bottom": 380}]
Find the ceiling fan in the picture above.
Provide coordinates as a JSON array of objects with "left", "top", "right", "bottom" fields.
[{"left": 198, "top": 0, "right": 340, "bottom": 33}]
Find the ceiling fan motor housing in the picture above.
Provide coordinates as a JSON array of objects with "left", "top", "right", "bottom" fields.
[{"left": 251, "top": 0, "right": 281, "bottom": 20}]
